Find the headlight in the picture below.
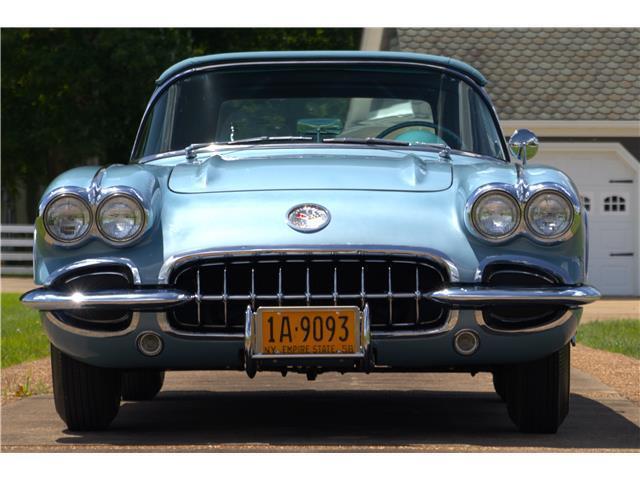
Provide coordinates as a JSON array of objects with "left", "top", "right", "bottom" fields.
[
  {"left": 471, "top": 191, "right": 520, "bottom": 239},
  {"left": 44, "top": 195, "right": 92, "bottom": 242},
  {"left": 97, "top": 194, "right": 145, "bottom": 242},
  {"left": 525, "top": 191, "right": 573, "bottom": 238}
]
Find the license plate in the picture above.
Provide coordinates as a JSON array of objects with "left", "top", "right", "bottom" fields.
[{"left": 254, "top": 306, "right": 361, "bottom": 357}]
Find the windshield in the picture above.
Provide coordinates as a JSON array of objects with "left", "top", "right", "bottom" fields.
[{"left": 133, "top": 64, "right": 506, "bottom": 161}]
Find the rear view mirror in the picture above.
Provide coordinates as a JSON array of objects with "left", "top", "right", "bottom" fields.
[{"left": 297, "top": 118, "right": 343, "bottom": 141}]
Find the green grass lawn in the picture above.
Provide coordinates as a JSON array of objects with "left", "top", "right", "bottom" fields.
[
  {"left": 1, "top": 293, "right": 49, "bottom": 367},
  {"left": 577, "top": 319, "right": 640, "bottom": 359}
]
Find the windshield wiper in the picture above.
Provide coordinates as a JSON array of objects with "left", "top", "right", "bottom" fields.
[
  {"left": 323, "top": 137, "right": 410, "bottom": 147},
  {"left": 323, "top": 137, "right": 453, "bottom": 160},
  {"left": 183, "top": 137, "right": 315, "bottom": 160},
  {"left": 184, "top": 142, "right": 218, "bottom": 160},
  {"left": 182, "top": 136, "right": 445, "bottom": 161},
  {"left": 225, "top": 136, "right": 314, "bottom": 145}
]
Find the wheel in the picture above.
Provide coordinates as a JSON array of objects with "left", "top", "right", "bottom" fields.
[
  {"left": 492, "top": 370, "right": 507, "bottom": 401},
  {"left": 505, "top": 343, "right": 570, "bottom": 433},
  {"left": 122, "top": 370, "right": 165, "bottom": 401},
  {"left": 51, "top": 344, "right": 122, "bottom": 431}
]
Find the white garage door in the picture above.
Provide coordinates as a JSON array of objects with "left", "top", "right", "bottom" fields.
[{"left": 531, "top": 143, "right": 639, "bottom": 296}]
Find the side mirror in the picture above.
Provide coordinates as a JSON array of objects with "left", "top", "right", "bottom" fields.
[{"left": 508, "top": 129, "right": 539, "bottom": 164}]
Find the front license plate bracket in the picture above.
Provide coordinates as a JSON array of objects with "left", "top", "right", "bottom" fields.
[{"left": 244, "top": 304, "right": 370, "bottom": 361}]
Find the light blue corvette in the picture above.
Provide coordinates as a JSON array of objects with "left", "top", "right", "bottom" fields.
[{"left": 22, "top": 51, "right": 600, "bottom": 433}]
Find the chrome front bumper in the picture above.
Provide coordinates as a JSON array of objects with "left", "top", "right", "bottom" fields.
[
  {"left": 21, "top": 285, "right": 601, "bottom": 310},
  {"left": 20, "top": 289, "right": 193, "bottom": 310},
  {"left": 430, "top": 286, "right": 602, "bottom": 306}
]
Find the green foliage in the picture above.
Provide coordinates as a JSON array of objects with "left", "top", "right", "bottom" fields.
[
  {"left": 577, "top": 319, "right": 640, "bottom": 359},
  {"left": 1, "top": 28, "right": 361, "bottom": 220},
  {"left": 1, "top": 28, "right": 194, "bottom": 205},
  {"left": 1, "top": 293, "right": 49, "bottom": 367},
  {"left": 189, "top": 28, "right": 361, "bottom": 55}
]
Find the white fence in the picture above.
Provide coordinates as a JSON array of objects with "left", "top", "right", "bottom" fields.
[{"left": 1, "top": 224, "right": 34, "bottom": 275}]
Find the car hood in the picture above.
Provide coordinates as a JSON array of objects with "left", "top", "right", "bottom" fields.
[{"left": 167, "top": 147, "right": 453, "bottom": 193}]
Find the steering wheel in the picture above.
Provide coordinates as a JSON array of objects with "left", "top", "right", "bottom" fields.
[{"left": 376, "top": 120, "right": 461, "bottom": 147}]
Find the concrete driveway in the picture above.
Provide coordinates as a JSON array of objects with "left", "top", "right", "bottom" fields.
[{"left": 2, "top": 369, "right": 638, "bottom": 452}]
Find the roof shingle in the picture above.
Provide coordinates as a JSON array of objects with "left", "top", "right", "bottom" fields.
[{"left": 389, "top": 28, "right": 640, "bottom": 121}]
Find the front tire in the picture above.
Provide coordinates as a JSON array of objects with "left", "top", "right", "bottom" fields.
[
  {"left": 51, "top": 344, "right": 122, "bottom": 431},
  {"left": 122, "top": 370, "right": 165, "bottom": 401},
  {"left": 492, "top": 370, "right": 507, "bottom": 401},
  {"left": 505, "top": 343, "right": 570, "bottom": 433}
]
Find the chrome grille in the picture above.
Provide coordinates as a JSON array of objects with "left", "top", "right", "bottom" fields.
[{"left": 169, "top": 254, "right": 449, "bottom": 332}]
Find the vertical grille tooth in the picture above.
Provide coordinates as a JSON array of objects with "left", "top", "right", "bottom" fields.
[
  {"left": 169, "top": 254, "right": 448, "bottom": 332},
  {"left": 333, "top": 265, "right": 338, "bottom": 306},
  {"left": 305, "top": 266, "right": 311, "bottom": 306},
  {"left": 277, "top": 266, "right": 283, "bottom": 306},
  {"left": 223, "top": 266, "right": 228, "bottom": 327},
  {"left": 415, "top": 265, "right": 420, "bottom": 324},
  {"left": 196, "top": 267, "right": 202, "bottom": 326},
  {"left": 387, "top": 265, "right": 393, "bottom": 326}
]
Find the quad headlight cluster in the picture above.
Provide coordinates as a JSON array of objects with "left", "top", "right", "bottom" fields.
[
  {"left": 468, "top": 186, "right": 576, "bottom": 243},
  {"left": 43, "top": 191, "right": 146, "bottom": 245}
]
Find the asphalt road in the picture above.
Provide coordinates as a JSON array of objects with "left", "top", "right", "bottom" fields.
[{"left": 2, "top": 368, "right": 639, "bottom": 452}]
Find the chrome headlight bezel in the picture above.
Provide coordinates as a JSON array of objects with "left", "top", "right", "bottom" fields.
[
  {"left": 96, "top": 192, "right": 147, "bottom": 245},
  {"left": 39, "top": 185, "right": 152, "bottom": 248},
  {"left": 43, "top": 193, "right": 93, "bottom": 244},
  {"left": 524, "top": 189, "right": 575, "bottom": 240},
  {"left": 466, "top": 186, "right": 521, "bottom": 242},
  {"left": 466, "top": 182, "right": 580, "bottom": 245}
]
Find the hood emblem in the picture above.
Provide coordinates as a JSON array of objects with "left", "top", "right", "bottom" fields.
[{"left": 286, "top": 204, "right": 331, "bottom": 233}]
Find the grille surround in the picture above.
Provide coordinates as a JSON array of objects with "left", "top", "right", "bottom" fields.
[{"left": 168, "top": 254, "right": 450, "bottom": 333}]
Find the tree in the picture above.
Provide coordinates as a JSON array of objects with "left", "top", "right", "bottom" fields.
[
  {"left": 1, "top": 28, "right": 361, "bottom": 221},
  {"left": 1, "top": 29, "right": 194, "bottom": 216}
]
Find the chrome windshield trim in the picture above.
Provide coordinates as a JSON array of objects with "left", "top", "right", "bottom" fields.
[
  {"left": 44, "top": 257, "right": 143, "bottom": 286},
  {"left": 157, "top": 245, "right": 460, "bottom": 284},
  {"left": 132, "top": 59, "right": 509, "bottom": 163},
  {"left": 429, "top": 285, "right": 601, "bottom": 306},
  {"left": 474, "top": 309, "right": 578, "bottom": 334},
  {"left": 43, "top": 311, "right": 141, "bottom": 338},
  {"left": 21, "top": 288, "right": 193, "bottom": 310}
]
